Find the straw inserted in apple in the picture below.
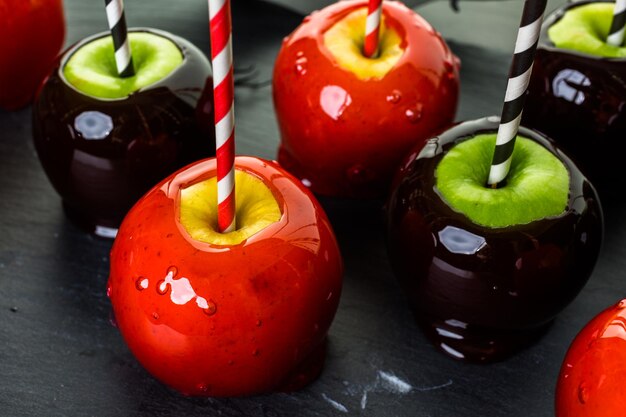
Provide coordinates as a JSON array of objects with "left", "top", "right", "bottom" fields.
[
  {"left": 608, "top": 0, "right": 626, "bottom": 46},
  {"left": 104, "top": 0, "right": 134, "bottom": 77},
  {"left": 487, "top": 0, "right": 546, "bottom": 188},
  {"left": 363, "top": 0, "right": 383, "bottom": 58},
  {"left": 208, "top": 0, "right": 236, "bottom": 233}
]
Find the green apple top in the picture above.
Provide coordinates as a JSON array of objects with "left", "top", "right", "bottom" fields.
[
  {"left": 179, "top": 170, "right": 282, "bottom": 246},
  {"left": 323, "top": 8, "right": 403, "bottom": 80},
  {"left": 63, "top": 32, "right": 183, "bottom": 99},
  {"left": 549, "top": 3, "right": 626, "bottom": 58},
  {"left": 435, "top": 134, "right": 569, "bottom": 228}
]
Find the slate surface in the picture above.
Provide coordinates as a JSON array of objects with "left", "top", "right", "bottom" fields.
[{"left": 1, "top": 0, "right": 623, "bottom": 416}]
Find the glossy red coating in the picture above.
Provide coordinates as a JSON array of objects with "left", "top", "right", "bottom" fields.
[
  {"left": 108, "top": 156, "right": 343, "bottom": 397},
  {"left": 556, "top": 299, "right": 626, "bottom": 417},
  {"left": 0, "top": 0, "right": 65, "bottom": 110},
  {"left": 273, "top": 0, "right": 459, "bottom": 198}
]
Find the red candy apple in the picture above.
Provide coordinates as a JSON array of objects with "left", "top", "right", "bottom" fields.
[
  {"left": 556, "top": 299, "right": 626, "bottom": 417},
  {"left": 108, "top": 156, "right": 343, "bottom": 397},
  {"left": 0, "top": 0, "right": 65, "bottom": 110},
  {"left": 273, "top": 0, "right": 459, "bottom": 198}
]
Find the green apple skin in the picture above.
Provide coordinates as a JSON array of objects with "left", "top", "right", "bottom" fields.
[
  {"left": 32, "top": 28, "right": 215, "bottom": 235},
  {"left": 436, "top": 133, "right": 569, "bottom": 228},
  {"left": 386, "top": 117, "right": 603, "bottom": 362},
  {"left": 524, "top": 0, "right": 626, "bottom": 197},
  {"left": 549, "top": 2, "right": 626, "bottom": 58},
  {"left": 64, "top": 32, "right": 183, "bottom": 99}
]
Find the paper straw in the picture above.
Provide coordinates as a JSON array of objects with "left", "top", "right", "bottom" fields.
[
  {"left": 208, "top": 0, "right": 236, "bottom": 233},
  {"left": 104, "top": 0, "right": 134, "bottom": 77},
  {"left": 608, "top": 0, "right": 626, "bottom": 46},
  {"left": 364, "top": 0, "right": 383, "bottom": 58},
  {"left": 487, "top": 0, "right": 546, "bottom": 187}
]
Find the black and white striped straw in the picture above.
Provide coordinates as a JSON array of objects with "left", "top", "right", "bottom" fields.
[
  {"left": 608, "top": 0, "right": 626, "bottom": 47},
  {"left": 487, "top": 0, "right": 547, "bottom": 187},
  {"left": 104, "top": 0, "right": 134, "bottom": 78}
]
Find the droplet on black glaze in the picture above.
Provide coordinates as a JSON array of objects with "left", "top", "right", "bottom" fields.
[
  {"left": 203, "top": 300, "right": 218, "bottom": 316},
  {"left": 156, "top": 280, "right": 168, "bottom": 295},
  {"left": 405, "top": 105, "right": 423, "bottom": 124},
  {"left": 386, "top": 90, "right": 402, "bottom": 104},
  {"left": 135, "top": 277, "right": 149, "bottom": 291},
  {"left": 578, "top": 382, "right": 588, "bottom": 404},
  {"left": 295, "top": 57, "right": 308, "bottom": 76}
]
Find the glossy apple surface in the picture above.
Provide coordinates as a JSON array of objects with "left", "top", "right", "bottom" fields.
[
  {"left": 556, "top": 299, "right": 626, "bottom": 417},
  {"left": 108, "top": 156, "right": 343, "bottom": 397},
  {"left": 273, "top": 0, "right": 459, "bottom": 198},
  {"left": 524, "top": 0, "right": 626, "bottom": 197},
  {"left": 0, "top": 0, "right": 65, "bottom": 110},
  {"left": 386, "top": 117, "right": 603, "bottom": 362},
  {"left": 32, "top": 28, "right": 215, "bottom": 237}
]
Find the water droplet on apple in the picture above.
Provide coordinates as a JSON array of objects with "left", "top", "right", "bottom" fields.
[
  {"left": 386, "top": 90, "right": 402, "bottom": 104},
  {"left": 619, "top": 300, "right": 626, "bottom": 309},
  {"left": 167, "top": 266, "right": 178, "bottom": 277},
  {"left": 295, "top": 57, "right": 308, "bottom": 76},
  {"left": 577, "top": 382, "right": 588, "bottom": 404},
  {"left": 296, "top": 51, "right": 304, "bottom": 58},
  {"left": 320, "top": 85, "right": 352, "bottom": 120},
  {"left": 282, "top": 36, "right": 291, "bottom": 44},
  {"left": 135, "top": 277, "right": 149, "bottom": 291},
  {"left": 156, "top": 280, "right": 168, "bottom": 295},
  {"left": 346, "top": 164, "right": 375, "bottom": 186},
  {"left": 326, "top": 291, "right": 333, "bottom": 301},
  {"left": 228, "top": 359, "right": 235, "bottom": 366},
  {"left": 202, "top": 300, "right": 218, "bottom": 316},
  {"left": 256, "top": 319, "right": 263, "bottom": 327},
  {"left": 152, "top": 312, "right": 160, "bottom": 320},
  {"left": 252, "top": 348, "right": 260, "bottom": 356},
  {"left": 197, "top": 383, "right": 209, "bottom": 393},
  {"left": 405, "top": 105, "right": 423, "bottom": 124},
  {"left": 106, "top": 285, "right": 112, "bottom": 298}
]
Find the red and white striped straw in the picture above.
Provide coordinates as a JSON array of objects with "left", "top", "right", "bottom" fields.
[
  {"left": 364, "top": 0, "right": 383, "bottom": 58},
  {"left": 608, "top": 0, "right": 626, "bottom": 46},
  {"left": 208, "top": 0, "right": 236, "bottom": 233}
]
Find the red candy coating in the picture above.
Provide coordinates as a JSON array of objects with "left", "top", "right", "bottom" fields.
[
  {"left": 108, "top": 156, "right": 343, "bottom": 397},
  {"left": 556, "top": 299, "right": 626, "bottom": 417},
  {"left": 0, "top": 0, "right": 65, "bottom": 110},
  {"left": 273, "top": 0, "right": 459, "bottom": 198}
]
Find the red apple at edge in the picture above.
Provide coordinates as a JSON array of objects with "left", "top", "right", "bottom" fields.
[
  {"left": 273, "top": 0, "right": 459, "bottom": 198},
  {"left": 0, "top": 0, "right": 65, "bottom": 110},
  {"left": 556, "top": 299, "right": 626, "bottom": 417},
  {"left": 108, "top": 156, "right": 343, "bottom": 396}
]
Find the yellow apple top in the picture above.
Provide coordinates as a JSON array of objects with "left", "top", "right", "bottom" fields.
[
  {"left": 323, "top": 8, "right": 404, "bottom": 80},
  {"left": 179, "top": 170, "right": 282, "bottom": 246}
]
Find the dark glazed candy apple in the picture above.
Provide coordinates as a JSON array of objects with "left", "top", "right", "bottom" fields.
[
  {"left": 108, "top": 156, "right": 343, "bottom": 397},
  {"left": 556, "top": 299, "right": 626, "bottom": 417},
  {"left": 273, "top": 0, "right": 459, "bottom": 198},
  {"left": 0, "top": 0, "right": 65, "bottom": 110},
  {"left": 524, "top": 0, "right": 626, "bottom": 196},
  {"left": 386, "top": 117, "right": 603, "bottom": 362},
  {"left": 33, "top": 28, "right": 215, "bottom": 237}
]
